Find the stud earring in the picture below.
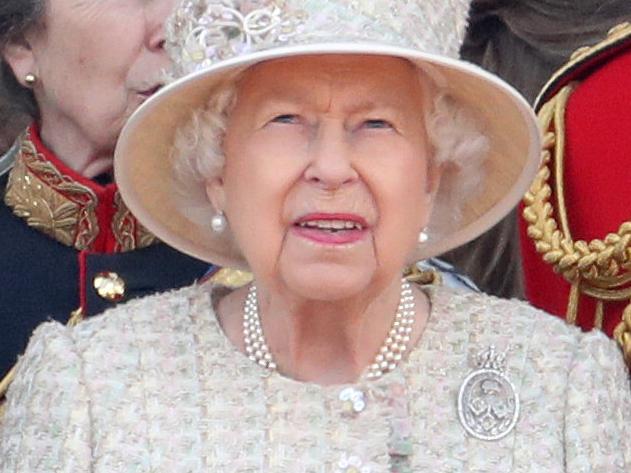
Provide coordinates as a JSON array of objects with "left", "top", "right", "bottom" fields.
[
  {"left": 211, "top": 211, "right": 227, "bottom": 233},
  {"left": 419, "top": 229, "right": 429, "bottom": 243},
  {"left": 24, "top": 73, "right": 37, "bottom": 87}
]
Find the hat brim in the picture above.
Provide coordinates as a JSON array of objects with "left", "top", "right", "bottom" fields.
[{"left": 115, "top": 42, "right": 541, "bottom": 268}]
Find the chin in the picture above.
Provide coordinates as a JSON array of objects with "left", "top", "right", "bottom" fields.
[{"left": 279, "top": 262, "right": 377, "bottom": 302}]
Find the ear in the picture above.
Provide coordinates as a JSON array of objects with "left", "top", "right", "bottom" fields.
[
  {"left": 205, "top": 176, "right": 227, "bottom": 213},
  {"left": 2, "top": 39, "right": 37, "bottom": 88}
]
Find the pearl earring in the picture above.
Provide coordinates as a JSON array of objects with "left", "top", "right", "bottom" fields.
[
  {"left": 211, "top": 211, "right": 227, "bottom": 233},
  {"left": 419, "top": 229, "right": 429, "bottom": 243},
  {"left": 24, "top": 73, "right": 37, "bottom": 87}
]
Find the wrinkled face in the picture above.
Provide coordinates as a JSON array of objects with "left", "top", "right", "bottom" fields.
[
  {"left": 15, "top": 0, "right": 175, "bottom": 153},
  {"left": 209, "top": 55, "right": 438, "bottom": 300}
]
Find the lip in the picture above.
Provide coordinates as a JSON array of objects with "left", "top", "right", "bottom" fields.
[{"left": 291, "top": 213, "right": 370, "bottom": 246}]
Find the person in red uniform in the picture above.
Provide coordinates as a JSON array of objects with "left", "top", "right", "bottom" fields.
[
  {"left": 0, "top": 0, "right": 210, "bottom": 398},
  {"left": 521, "top": 22, "right": 631, "bottom": 366}
]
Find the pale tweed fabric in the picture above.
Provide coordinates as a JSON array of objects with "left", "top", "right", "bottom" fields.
[{"left": 1, "top": 284, "right": 630, "bottom": 472}]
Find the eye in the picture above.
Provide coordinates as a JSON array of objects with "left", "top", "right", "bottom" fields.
[
  {"left": 362, "top": 119, "right": 394, "bottom": 130},
  {"left": 269, "top": 114, "right": 300, "bottom": 125}
]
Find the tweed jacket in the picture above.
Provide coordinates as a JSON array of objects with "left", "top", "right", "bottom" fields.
[{"left": 1, "top": 283, "right": 630, "bottom": 472}]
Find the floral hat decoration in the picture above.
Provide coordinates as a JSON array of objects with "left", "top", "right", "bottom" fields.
[{"left": 114, "top": 0, "right": 541, "bottom": 269}]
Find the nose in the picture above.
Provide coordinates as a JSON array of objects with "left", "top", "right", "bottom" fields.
[
  {"left": 303, "top": 121, "right": 359, "bottom": 189},
  {"left": 145, "top": 0, "right": 175, "bottom": 52}
]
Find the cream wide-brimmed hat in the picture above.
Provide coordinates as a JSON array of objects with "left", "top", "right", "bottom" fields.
[{"left": 114, "top": 0, "right": 541, "bottom": 269}]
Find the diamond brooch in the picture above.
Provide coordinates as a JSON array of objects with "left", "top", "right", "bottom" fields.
[{"left": 457, "top": 346, "right": 520, "bottom": 441}]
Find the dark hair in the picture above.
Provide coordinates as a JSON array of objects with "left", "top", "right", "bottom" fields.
[
  {"left": 0, "top": 0, "right": 45, "bottom": 150},
  {"left": 441, "top": 0, "right": 631, "bottom": 298}
]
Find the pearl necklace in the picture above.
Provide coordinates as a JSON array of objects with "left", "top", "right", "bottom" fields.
[{"left": 243, "top": 279, "right": 416, "bottom": 379}]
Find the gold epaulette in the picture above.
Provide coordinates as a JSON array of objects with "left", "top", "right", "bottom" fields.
[{"left": 523, "top": 22, "right": 631, "bottom": 367}]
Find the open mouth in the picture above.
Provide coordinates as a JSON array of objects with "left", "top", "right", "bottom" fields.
[
  {"left": 292, "top": 214, "right": 368, "bottom": 245},
  {"left": 296, "top": 219, "right": 365, "bottom": 233}
]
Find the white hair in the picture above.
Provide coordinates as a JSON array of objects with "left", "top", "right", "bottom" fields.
[{"left": 171, "top": 66, "right": 489, "bottom": 234}]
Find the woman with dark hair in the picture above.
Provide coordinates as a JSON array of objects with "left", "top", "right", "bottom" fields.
[
  {"left": 443, "top": 0, "right": 631, "bottom": 298},
  {"left": 0, "top": 0, "right": 209, "bottom": 396}
]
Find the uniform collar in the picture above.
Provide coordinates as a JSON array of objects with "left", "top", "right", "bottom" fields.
[{"left": 3, "top": 124, "right": 157, "bottom": 252}]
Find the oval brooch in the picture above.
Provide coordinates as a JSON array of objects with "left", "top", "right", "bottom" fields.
[{"left": 457, "top": 346, "right": 520, "bottom": 441}]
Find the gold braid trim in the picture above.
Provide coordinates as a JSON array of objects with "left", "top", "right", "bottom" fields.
[
  {"left": 523, "top": 88, "right": 631, "bottom": 284},
  {"left": 112, "top": 192, "right": 157, "bottom": 252},
  {"left": 522, "top": 83, "right": 631, "bottom": 366},
  {"left": 614, "top": 305, "right": 631, "bottom": 366}
]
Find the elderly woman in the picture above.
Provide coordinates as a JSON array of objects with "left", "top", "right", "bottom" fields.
[
  {"left": 1, "top": 0, "right": 629, "bottom": 471},
  {"left": 0, "top": 0, "right": 209, "bottom": 384}
]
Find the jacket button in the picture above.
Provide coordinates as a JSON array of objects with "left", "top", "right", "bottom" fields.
[
  {"left": 93, "top": 272, "right": 126, "bottom": 302},
  {"left": 339, "top": 387, "right": 366, "bottom": 414}
]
